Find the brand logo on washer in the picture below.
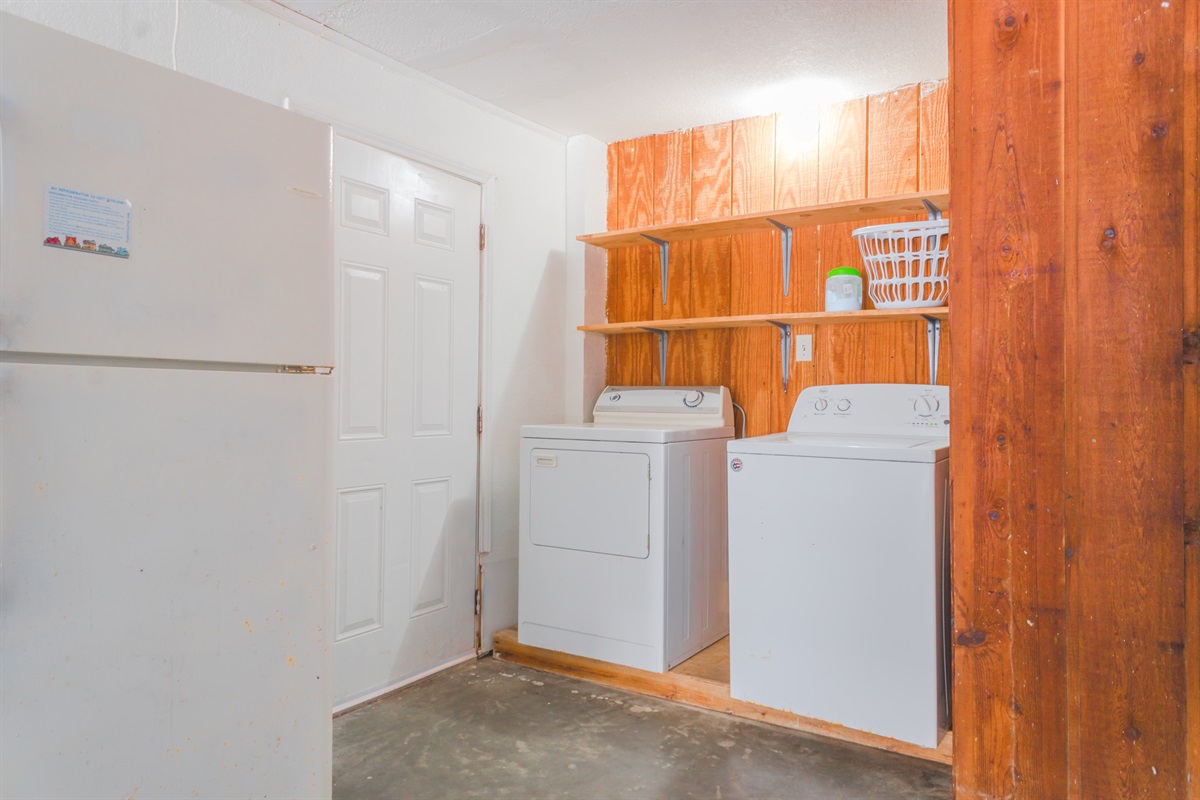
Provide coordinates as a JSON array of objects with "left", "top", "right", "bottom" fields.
[
  {"left": 730, "top": 458, "right": 743, "bottom": 472},
  {"left": 610, "top": 393, "right": 621, "bottom": 402}
]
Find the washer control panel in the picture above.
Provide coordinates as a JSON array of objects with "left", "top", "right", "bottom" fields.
[{"left": 789, "top": 384, "right": 950, "bottom": 436}]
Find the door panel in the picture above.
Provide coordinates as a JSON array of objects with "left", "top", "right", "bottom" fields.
[
  {"left": 413, "top": 276, "right": 454, "bottom": 436},
  {"left": 332, "top": 136, "right": 481, "bottom": 706},
  {"left": 411, "top": 477, "right": 452, "bottom": 616},
  {"left": 338, "top": 262, "right": 388, "bottom": 439},
  {"left": 335, "top": 486, "right": 386, "bottom": 640}
]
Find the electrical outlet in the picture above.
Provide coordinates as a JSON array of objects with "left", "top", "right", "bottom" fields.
[{"left": 795, "top": 333, "right": 813, "bottom": 362}]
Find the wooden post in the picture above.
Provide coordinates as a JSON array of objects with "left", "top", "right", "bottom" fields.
[{"left": 949, "top": 0, "right": 1197, "bottom": 796}]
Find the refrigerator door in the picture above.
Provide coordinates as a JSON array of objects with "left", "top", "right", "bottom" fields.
[
  {"left": 0, "top": 362, "right": 333, "bottom": 798},
  {"left": 0, "top": 15, "right": 332, "bottom": 367}
]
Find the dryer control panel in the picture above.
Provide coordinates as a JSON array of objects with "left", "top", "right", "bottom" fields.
[
  {"left": 594, "top": 386, "right": 733, "bottom": 428},
  {"left": 788, "top": 384, "right": 950, "bottom": 436}
]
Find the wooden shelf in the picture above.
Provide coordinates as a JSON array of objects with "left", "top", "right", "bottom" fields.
[
  {"left": 577, "top": 190, "right": 949, "bottom": 249},
  {"left": 578, "top": 306, "right": 948, "bottom": 336},
  {"left": 577, "top": 190, "right": 950, "bottom": 387},
  {"left": 580, "top": 307, "right": 948, "bottom": 389}
]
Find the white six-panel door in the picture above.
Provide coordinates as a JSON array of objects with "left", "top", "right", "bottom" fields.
[{"left": 332, "top": 136, "right": 481, "bottom": 706}]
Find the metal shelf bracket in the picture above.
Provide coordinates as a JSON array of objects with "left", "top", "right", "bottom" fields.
[
  {"left": 767, "top": 321, "right": 793, "bottom": 393},
  {"left": 641, "top": 235, "right": 670, "bottom": 304},
  {"left": 643, "top": 327, "right": 669, "bottom": 386},
  {"left": 766, "top": 219, "right": 793, "bottom": 297},
  {"left": 922, "top": 199, "right": 943, "bottom": 220},
  {"left": 922, "top": 315, "right": 941, "bottom": 386}
]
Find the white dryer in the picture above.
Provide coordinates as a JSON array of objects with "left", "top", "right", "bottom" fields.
[
  {"left": 519, "top": 386, "right": 734, "bottom": 673},
  {"left": 727, "top": 383, "right": 950, "bottom": 748}
]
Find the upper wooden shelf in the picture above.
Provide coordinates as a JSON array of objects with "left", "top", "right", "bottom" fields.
[
  {"left": 577, "top": 190, "right": 950, "bottom": 249},
  {"left": 578, "top": 307, "right": 948, "bottom": 335}
]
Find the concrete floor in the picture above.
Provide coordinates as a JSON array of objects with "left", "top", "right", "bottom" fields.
[{"left": 333, "top": 656, "right": 951, "bottom": 799}]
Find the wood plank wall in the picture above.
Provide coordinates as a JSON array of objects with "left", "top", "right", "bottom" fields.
[
  {"left": 604, "top": 80, "right": 949, "bottom": 437},
  {"left": 950, "top": 0, "right": 1199, "bottom": 797}
]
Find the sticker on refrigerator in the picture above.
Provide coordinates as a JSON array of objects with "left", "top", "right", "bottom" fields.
[{"left": 43, "top": 185, "right": 131, "bottom": 258}]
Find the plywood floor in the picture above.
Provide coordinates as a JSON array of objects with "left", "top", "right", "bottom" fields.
[
  {"left": 493, "top": 628, "right": 952, "bottom": 767},
  {"left": 670, "top": 636, "right": 731, "bottom": 683}
]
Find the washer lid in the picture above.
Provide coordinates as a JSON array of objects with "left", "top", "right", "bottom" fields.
[
  {"left": 727, "top": 431, "right": 949, "bottom": 462},
  {"left": 521, "top": 422, "right": 734, "bottom": 444}
]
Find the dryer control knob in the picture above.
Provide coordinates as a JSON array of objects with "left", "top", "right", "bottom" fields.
[
  {"left": 914, "top": 396, "right": 939, "bottom": 417},
  {"left": 836, "top": 399, "right": 852, "bottom": 412},
  {"left": 682, "top": 390, "right": 705, "bottom": 408},
  {"left": 813, "top": 398, "right": 829, "bottom": 412}
]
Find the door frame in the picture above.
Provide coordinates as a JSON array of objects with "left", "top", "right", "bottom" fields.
[{"left": 289, "top": 99, "right": 496, "bottom": 669}]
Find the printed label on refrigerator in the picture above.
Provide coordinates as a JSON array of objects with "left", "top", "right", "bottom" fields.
[{"left": 43, "top": 185, "right": 132, "bottom": 258}]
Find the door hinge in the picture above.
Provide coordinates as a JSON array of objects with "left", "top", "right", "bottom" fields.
[
  {"left": 474, "top": 588, "right": 481, "bottom": 615},
  {"left": 477, "top": 405, "right": 483, "bottom": 435},
  {"left": 479, "top": 223, "right": 486, "bottom": 251}
]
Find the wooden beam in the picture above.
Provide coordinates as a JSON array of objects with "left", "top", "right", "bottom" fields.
[{"left": 950, "top": 0, "right": 1192, "bottom": 796}]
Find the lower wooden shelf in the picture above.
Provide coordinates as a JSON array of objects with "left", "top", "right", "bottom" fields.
[
  {"left": 492, "top": 627, "right": 953, "bottom": 767},
  {"left": 578, "top": 307, "right": 949, "bottom": 388}
]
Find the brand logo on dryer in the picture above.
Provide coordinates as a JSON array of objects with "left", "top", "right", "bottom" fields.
[{"left": 730, "top": 458, "right": 743, "bottom": 472}]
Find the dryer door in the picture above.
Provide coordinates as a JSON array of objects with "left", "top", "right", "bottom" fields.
[{"left": 528, "top": 448, "right": 650, "bottom": 558}]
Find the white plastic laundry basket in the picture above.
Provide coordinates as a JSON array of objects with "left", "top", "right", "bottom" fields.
[{"left": 851, "top": 218, "right": 950, "bottom": 309}]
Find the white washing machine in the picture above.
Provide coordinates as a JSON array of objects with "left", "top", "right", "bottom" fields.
[
  {"left": 519, "top": 386, "right": 734, "bottom": 673},
  {"left": 727, "top": 383, "right": 950, "bottom": 748}
]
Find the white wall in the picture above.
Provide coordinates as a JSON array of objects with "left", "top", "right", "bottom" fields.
[
  {"left": 0, "top": 0, "right": 570, "bottom": 650},
  {"left": 565, "top": 134, "right": 610, "bottom": 423}
]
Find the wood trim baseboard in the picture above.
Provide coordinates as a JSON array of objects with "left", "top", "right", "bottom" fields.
[{"left": 492, "top": 627, "right": 952, "bottom": 766}]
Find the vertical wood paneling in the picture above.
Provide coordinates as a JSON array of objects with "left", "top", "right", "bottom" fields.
[
  {"left": 1186, "top": 2, "right": 1200, "bottom": 794},
  {"left": 919, "top": 80, "right": 950, "bottom": 193},
  {"left": 918, "top": 80, "right": 953, "bottom": 386},
  {"left": 866, "top": 87, "right": 921, "bottom": 386},
  {"left": 951, "top": 0, "right": 1194, "bottom": 796},
  {"left": 1073, "top": 1, "right": 1185, "bottom": 794},
  {"left": 652, "top": 131, "right": 694, "bottom": 383},
  {"left": 867, "top": 87, "right": 920, "bottom": 198},
  {"left": 689, "top": 123, "right": 733, "bottom": 389},
  {"left": 951, "top": 1, "right": 1065, "bottom": 794},
  {"left": 731, "top": 116, "right": 777, "bottom": 436},
  {"left": 949, "top": 2, "right": 1005, "bottom": 793},
  {"left": 607, "top": 138, "right": 656, "bottom": 386},
  {"left": 773, "top": 111, "right": 821, "bottom": 430},
  {"left": 817, "top": 98, "right": 869, "bottom": 386},
  {"left": 1014, "top": 2, "right": 1070, "bottom": 793}
]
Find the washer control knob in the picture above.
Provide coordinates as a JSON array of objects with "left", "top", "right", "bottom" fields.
[
  {"left": 682, "top": 390, "right": 705, "bottom": 408},
  {"left": 913, "top": 395, "right": 940, "bottom": 417},
  {"left": 836, "top": 398, "right": 852, "bottom": 412},
  {"left": 813, "top": 398, "right": 828, "bottom": 412}
]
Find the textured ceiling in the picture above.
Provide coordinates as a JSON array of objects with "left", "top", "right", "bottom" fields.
[{"left": 272, "top": 0, "right": 948, "bottom": 142}]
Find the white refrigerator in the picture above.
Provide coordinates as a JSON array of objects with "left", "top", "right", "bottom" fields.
[{"left": 1, "top": 15, "right": 334, "bottom": 799}]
